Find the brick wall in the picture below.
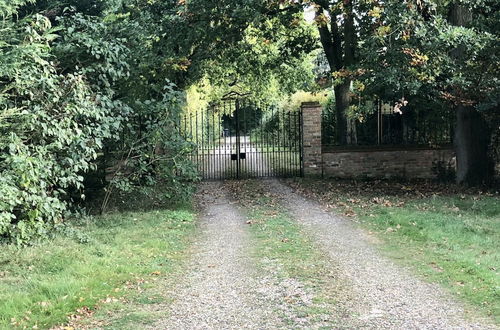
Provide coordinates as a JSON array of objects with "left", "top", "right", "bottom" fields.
[
  {"left": 322, "top": 146, "right": 455, "bottom": 179},
  {"left": 300, "top": 102, "right": 456, "bottom": 179}
]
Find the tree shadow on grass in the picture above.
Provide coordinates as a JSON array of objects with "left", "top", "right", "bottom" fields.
[{"left": 81, "top": 183, "right": 195, "bottom": 216}]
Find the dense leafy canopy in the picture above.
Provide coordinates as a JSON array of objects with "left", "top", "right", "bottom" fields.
[
  {"left": 0, "top": 0, "right": 498, "bottom": 243},
  {"left": 0, "top": 0, "right": 317, "bottom": 243}
]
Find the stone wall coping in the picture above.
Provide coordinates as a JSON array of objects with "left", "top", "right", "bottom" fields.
[
  {"left": 301, "top": 102, "right": 321, "bottom": 108},
  {"left": 322, "top": 144, "right": 454, "bottom": 153}
]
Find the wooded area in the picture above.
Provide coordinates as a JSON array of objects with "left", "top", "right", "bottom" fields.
[{"left": 1, "top": 0, "right": 499, "bottom": 244}]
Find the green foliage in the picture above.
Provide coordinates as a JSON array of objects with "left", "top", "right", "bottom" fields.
[
  {"left": 53, "top": 11, "right": 200, "bottom": 210},
  {"left": 359, "top": 1, "right": 499, "bottom": 111},
  {"left": 0, "top": 1, "right": 200, "bottom": 243},
  {"left": 0, "top": 0, "right": 33, "bottom": 16},
  {"left": 0, "top": 14, "right": 119, "bottom": 244},
  {"left": 278, "top": 90, "right": 329, "bottom": 113}
]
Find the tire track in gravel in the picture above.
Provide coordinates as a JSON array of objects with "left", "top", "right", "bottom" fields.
[
  {"left": 267, "top": 179, "right": 497, "bottom": 330},
  {"left": 148, "top": 182, "right": 284, "bottom": 330}
]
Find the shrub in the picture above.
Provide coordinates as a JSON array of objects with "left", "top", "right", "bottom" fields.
[{"left": 0, "top": 14, "right": 118, "bottom": 243}]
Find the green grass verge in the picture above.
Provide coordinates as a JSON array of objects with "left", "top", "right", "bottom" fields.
[
  {"left": 0, "top": 206, "right": 196, "bottom": 329},
  {"left": 229, "top": 181, "right": 353, "bottom": 327},
  {"left": 288, "top": 178, "right": 500, "bottom": 323}
]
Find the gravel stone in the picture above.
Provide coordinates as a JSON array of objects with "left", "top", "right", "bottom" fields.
[
  {"left": 149, "top": 182, "right": 284, "bottom": 330},
  {"left": 268, "top": 179, "right": 498, "bottom": 330},
  {"left": 148, "top": 179, "right": 497, "bottom": 330}
]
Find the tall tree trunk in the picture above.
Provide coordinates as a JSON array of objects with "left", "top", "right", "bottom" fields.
[
  {"left": 316, "top": 1, "right": 356, "bottom": 145},
  {"left": 334, "top": 80, "right": 350, "bottom": 145},
  {"left": 454, "top": 104, "right": 492, "bottom": 184},
  {"left": 449, "top": 3, "right": 493, "bottom": 185}
]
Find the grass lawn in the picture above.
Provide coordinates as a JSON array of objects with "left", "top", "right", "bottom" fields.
[
  {"left": 288, "top": 178, "right": 500, "bottom": 323},
  {"left": 0, "top": 201, "right": 196, "bottom": 329}
]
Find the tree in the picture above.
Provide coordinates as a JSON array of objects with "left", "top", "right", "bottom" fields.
[
  {"left": 446, "top": 1, "right": 498, "bottom": 184},
  {"left": 338, "top": 0, "right": 498, "bottom": 184},
  {"left": 313, "top": 0, "right": 358, "bottom": 144}
]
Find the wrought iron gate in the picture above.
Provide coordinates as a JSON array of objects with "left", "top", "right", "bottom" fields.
[{"left": 181, "top": 98, "right": 303, "bottom": 180}]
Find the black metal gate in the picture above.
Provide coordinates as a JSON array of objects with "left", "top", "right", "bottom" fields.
[{"left": 181, "top": 98, "right": 303, "bottom": 180}]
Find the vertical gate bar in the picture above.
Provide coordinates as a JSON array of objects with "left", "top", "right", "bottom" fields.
[
  {"left": 207, "top": 108, "right": 210, "bottom": 180},
  {"left": 275, "top": 106, "right": 279, "bottom": 177},
  {"left": 224, "top": 101, "right": 229, "bottom": 179},
  {"left": 248, "top": 100, "right": 255, "bottom": 177},
  {"left": 299, "top": 108, "right": 304, "bottom": 177},
  {"left": 248, "top": 99, "right": 252, "bottom": 178},
  {"left": 189, "top": 113, "right": 193, "bottom": 175},
  {"left": 253, "top": 100, "right": 257, "bottom": 177},
  {"left": 261, "top": 107, "right": 271, "bottom": 176},
  {"left": 281, "top": 109, "right": 285, "bottom": 177},
  {"left": 281, "top": 108, "right": 285, "bottom": 177},
  {"left": 233, "top": 100, "right": 237, "bottom": 179},
  {"left": 214, "top": 106, "right": 217, "bottom": 180},
  {"left": 243, "top": 99, "right": 248, "bottom": 178},
  {"left": 210, "top": 106, "right": 214, "bottom": 180},
  {"left": 252, "top": 100, "right": 256, "bottom": 178},
  {"left": 278, "top": 108, "right": 283, "bottom": 177},
  {"left": 252, "top": 100, "right": 256, "bottom": 177},
  {"left": 259, "top": 101, "right": 263, "bottom": 177},
  {"left": 207, "top": 107, "right": 210, "bottom": 180},
  {"left": 292, "top": 112, "right": 296, "bottom": 176},
  {"left": 292, "top": 111, "right": 296, "bottom": 176},
  {"left": 229, "top": 101, "right": 233, "bottom": 179},
  {"left": 207, "top": 108, "right": 211, "bottom": 180},
  {"left": 271, "top": 105, "right": 276, "bottom": 177},
  {"left": 244, "top": 99, "right": 248, "bottom": 179},
  {"left": 286, "top": 111, "right": 290, "bottom": 177},
  {"left": 225, "top": 102, "right": 229, "bottom": 179},
  {"left": 229, "top": 101, "right": 234, "bottom": 179},
  {"left": 223, "top": 101, "right": 228, "bottom": 179},
  {"left": 287, "top": 111, "right": 292, "bottom": 177},
  {"left": 285, "top": 109, "right": 289, "bottom": 177},
  {"left": 258, "top": 101, "right": 263, "bottom": 177},
  {"left": 212, "top": 107, "right": 216, "bottom": 180},
  {"left": 195, "top": 111, "right": 199, "bottom": 179},
  {"left": 282, "top": 108, "right": 286, "bottom": 177},
  {"left": 295, "top": 109, "right": 301, "bottom": 176},
  {"left": 260, "top": 103, "right": 266, "bottom": 177},
  {"left": 250, "top": 100, "right": 254, "bottom": 178},
  {"left": 260, "top": 103, "right": 264, "bottom": 176},
  {"left": 218, "top": 104, "right": 222, "bottom": 180},
  {"left": 260, "top": 101, "right": 264, "bottom": 177},
  {"left": 201, "top": 109, "right": 205, "bottom": 179},
  {"left": 235, "top": 99, "right": 240, "bottom": 179},
  {"left": 210, "top": 105, "right": 217, "bottom": 180},
  {"left": 291, "top": 112, "right": 295, "bottom": 176},
  {"left": 294, "top": 112, "right": 299, "bottom": 176},
  {"left": 265, "top": 108, "right": 272, "bottom": 176},
  {"left": 248, "top": 100, "right": 253, "bottom": 178},
  {"left": 283, "top": 111, "right": 290, "bottom": 177}
]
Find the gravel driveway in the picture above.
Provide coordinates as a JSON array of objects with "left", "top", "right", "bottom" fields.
[
  {"left": 267, "top": 179, "right": 497, "bottom": 330},
  {"left": 148, "top": 180, "right": 497, "bottom": 330},
  {"left": 149, "top": 182, "right": 284, "bottom": 329}
]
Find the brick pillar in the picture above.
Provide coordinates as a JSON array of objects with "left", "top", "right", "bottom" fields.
[{"left": 301, "top": 102, "right": 322, "bottom": 176}]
